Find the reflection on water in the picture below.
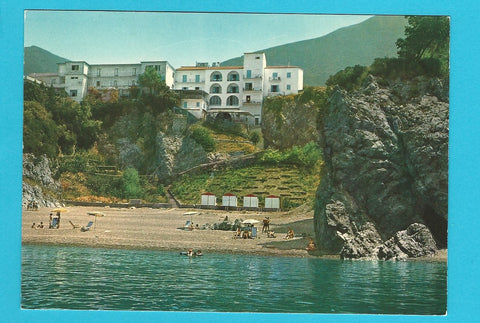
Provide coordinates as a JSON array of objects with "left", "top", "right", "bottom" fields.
[{"left": 21, "top": 245, "right": 447, "bottom": 314}]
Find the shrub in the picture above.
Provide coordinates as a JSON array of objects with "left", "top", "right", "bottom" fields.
[
  {"left": 249, "top": 131, "right": 260, "bottom": 145},
  {"left": 190, "top": 126, "right": 216, "bottom": 152},
  {"left": 326, "top": 65, "right": 368, "bottom": 91}
]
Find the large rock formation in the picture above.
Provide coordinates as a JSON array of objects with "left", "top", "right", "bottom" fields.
[
  {"left": 22, "top": 154, "right": 62, "bottom": 208},
  {"left": 315, "top": 75, "right": 448, "bottom": 260}
]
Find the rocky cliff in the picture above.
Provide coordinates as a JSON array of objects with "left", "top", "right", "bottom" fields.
[
  {"left": 314, "top": 75, "right": 448, "bottom": 260},
  {"left": 23, "top": 154, "right": 62, "bottom": 208}
]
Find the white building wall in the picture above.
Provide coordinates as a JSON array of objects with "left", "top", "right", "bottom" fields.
[
  {"left": 88, "top": 64, "right": 140, "bottom": 90},
  {"left": 175, "top": 69, "right": 207, "bottom": 90},
  {"left": 180, "top": 98, "right": 207, "bottom": 119},
  {"left": 205, "top": 68, "right": 243, "bottom": 111}
]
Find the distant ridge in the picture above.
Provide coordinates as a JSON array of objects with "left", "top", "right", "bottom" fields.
[
  {"left": 221, "top": 16, "right": 407, "bottom": 86},
  {"left": 24, "top": 46, "right": 69, "bottom": 76}
]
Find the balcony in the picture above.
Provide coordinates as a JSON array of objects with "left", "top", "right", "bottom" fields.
[
  {"left": 269, "top": 76, "right": 281, "bottom": 82},
  {"left": 243, "top": 87, "right": 262, "bottom": 92},
  {"left": 180, "top": 78, "right": 205, "bottom": 83},
  {"left": 242, "top": 100, "right": 262, "bottom": 106},
  {"left": 244, "top": 74, "right": 262, "bottom": 80}
]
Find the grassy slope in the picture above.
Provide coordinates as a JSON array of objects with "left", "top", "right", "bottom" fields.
[
  {"left": 170, "top": 165, "right": 321, "bottom": 208},
  {"left": 221, "top": 16, "right": 407, "bottom": 86}
]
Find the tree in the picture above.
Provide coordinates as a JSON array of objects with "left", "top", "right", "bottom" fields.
[
  {"left": 138, "top": 66, "right": 165, "bottom": 95},
  {"left": 396, "top": 16, "right": 450, "bottom": 62},
  {"left": 23, "top": 101, "right": 59, "bottom": 158},
  {"left": 122, "top": 167, "right": 142, "bottom": 199}
]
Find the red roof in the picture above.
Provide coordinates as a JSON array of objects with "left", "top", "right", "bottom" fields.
[
  {"left": 202, "top": 192, "right": 215, "bottom": 196},
  {"left": 223, "top": 193, "right": 235, "bottom": 197},
  {"left": 244, "top": 194, "right": 257, "bottom": 197},
  {"left": 266, "top": 195, "right": 279, "bottom": 198}
]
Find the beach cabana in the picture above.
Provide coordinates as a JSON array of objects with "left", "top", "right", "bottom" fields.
[
  {"left": 243, "top": 194, "right": 259, "bottom": 208},
  {"left": 222, "top": 193, "right": 237, "bottom": 207},
  {"left": 265, "top": 195, "right": 280, "bottom": 209},
  {"left": 201, "top": 192, "right": 217, "bottom": 206}
]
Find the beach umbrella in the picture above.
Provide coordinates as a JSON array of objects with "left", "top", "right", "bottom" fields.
[
  {"left": 87, "top": 211, "right": 105, "bottom": 229},
  {"left": 242, "top": 219, "right": 260, "bottom": 225}
]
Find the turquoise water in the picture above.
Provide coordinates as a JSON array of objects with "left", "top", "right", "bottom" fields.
[{"left": 21, "top": 245, "right": 447, "bottom": 314}]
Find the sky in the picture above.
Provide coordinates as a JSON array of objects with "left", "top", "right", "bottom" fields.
[{"left": 24, "top": 10, "right": 371, "bottom": 68}]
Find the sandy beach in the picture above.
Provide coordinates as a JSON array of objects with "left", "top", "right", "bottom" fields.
[
  {"left": 22, "top": 206, "right": 321, "bottom": 257},
  {"left": 22, "top": 206, "right": 447, "bottom": 260}
]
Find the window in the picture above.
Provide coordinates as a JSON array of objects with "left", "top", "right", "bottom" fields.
[
  {"left": 271, "top": 85, "right": 279, "bottom": 93},
  {"left": 195, "top": 75, "right": 200, "bottom": 82},
  {"left": 210, "top": 84, "right": 222, "bottom": 94},
  {"left": 226, "top": 95, "right": 239, "bottom": 106},
  {"left": 246, "top": 95, "right": 251, "bottom": 103},
  {"left": 209, "top": 96, "right": 221, "bottom": 106},
  {"left": 196, "top": 102, "right": 200, "bottom": 107},
  {"left": 273, "top": 72, "right": 278, "bottom": 80},
  {"left": 287, "top": 72, "right": 291, "bottom": 78},
  {"left": 246, "top": 70, "right": 252, "bottom": 78},
  {"left": 245, "top": 83, "right": 253, "bottom": 91},
  {"left": 70, "top": 76, "right": 78, "bottom": 80},
  {"left": 195, "top": 87, "right": 200, "bottom": 90},
  {"left": 132, "top": 68, "right": 137, "bottom": 76},
  {"left": 210, "top": 72, "right": 222, "bottom": 82},
  {"left": 286, "top": 84, "right": 291, "bottom": 90},
  {"left": 70, "top": 90, "right": 77, "bottom": 97},
  {"left": 114, "top": 80, "right": 118, "bottom": 87},
  {"left": 114, "top": 68, "right": 119, "bottom": 76},
  {"left": 131, "top": 80, "right": 136, "bottom": 86},
  {"left": 97, "top": 69, "right": 101, "bottom": 77},
  {"left": 96, "top": 81, "right": 101, "bottom": 87},
  {"left": 183, "top": 102, "right": 188, "bottom": 108},
  {"left": 182, "top": 75, "right": 187, "bottom": 82},
  {"left": 71, "top": 65, "right": 79, "bottom": 71},
  {"left": 182, "top": 87, "right": 188, "bottom": 90}
]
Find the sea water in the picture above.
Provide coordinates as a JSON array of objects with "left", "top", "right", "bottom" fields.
[{"left": 21, "top": 245, "right": 447, "bottom": 314}]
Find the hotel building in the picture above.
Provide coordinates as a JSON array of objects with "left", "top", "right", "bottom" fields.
[{"left": 29, "top": 52, "right": 303, "bottom": 125}]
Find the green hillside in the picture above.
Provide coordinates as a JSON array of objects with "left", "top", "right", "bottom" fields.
[
  {"left": 221, "top": 15, "right": 407, "bottom": 86},
  {"left": 170, "top": 165, "right": 321, "bottom": 209},
  {"left": 24, "top": 45, "right": 69, "bottom": 76}
]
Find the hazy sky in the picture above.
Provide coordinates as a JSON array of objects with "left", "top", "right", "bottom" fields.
[{"left": 24, "top": 11, "right": 371, "bottom": 68}]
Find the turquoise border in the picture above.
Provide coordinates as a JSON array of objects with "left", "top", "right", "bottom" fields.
[{"left": 1, "top": 0, "right": 479, "bottom": 322}]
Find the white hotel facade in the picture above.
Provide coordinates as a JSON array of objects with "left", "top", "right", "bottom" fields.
[{"left": 30, "top": 52, "right": 303, "bottom": 125}]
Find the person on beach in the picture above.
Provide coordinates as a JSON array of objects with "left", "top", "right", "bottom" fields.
[
  {"left": 195, "top": 250, "right": 202, "bottom": 256},
  {"left": 306, "top": 238, "right": 316, "bottom": 251},
  {"left": 187, "top": 248, "right": 194, "bottom": 257},
  {"left": 262, "top": 217, "right": 270, "bottom": 233},
  {"left": 49, "top": 213, "right": 53, "bottom": 229},
  {"left": 285, "top": 228, "right": 294, "bottom": 239},
  {"left": 37, "top": 222, "right": 44, "bottom": 229},
  {"left": 189, "top": 222, "right": 195, "bottom": 231},
  {"left": 233, "top": 227, "right": 242, "bottom": 238},
  {"left": 267, "top": 230, "right": 276, "bottom": 238},
  {"left": 56, "top": 212, "right": 61, "bottom": 229},
  {"left": 31, "top": 222, "right": 36, "bottom": 229}
]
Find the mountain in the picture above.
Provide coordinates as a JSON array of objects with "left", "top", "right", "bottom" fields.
[
  {"left": 24, "top": 46, "right": 69, "bottom": 76},
  {"left": 221, "top": 16, "right": 407, "bottom": 86}
]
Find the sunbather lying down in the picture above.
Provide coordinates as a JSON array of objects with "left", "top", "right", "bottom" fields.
[{"left": 81, "top": 221, "right": 94, "bottom": 232}]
